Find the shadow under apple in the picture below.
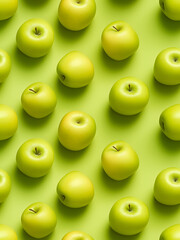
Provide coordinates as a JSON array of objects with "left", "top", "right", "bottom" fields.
[
  {"left": 158, "top": 131, "right": 180, "bottom": 153},
  {"left": 157, "top": 10, "right": 180, "bottom": 32},
  {"left": 108, "top": 0, "right": 139, "bottom": 7},
  {"left": 19, "top": 227, "right": 55, "bottom": 240},
  {"left": 23, "top": 0, "right": 50, "bottom": 8}
]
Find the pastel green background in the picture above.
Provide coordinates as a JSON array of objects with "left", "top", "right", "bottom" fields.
[{"left": 0, "top": 0, "right": 180, "bottom": 239}]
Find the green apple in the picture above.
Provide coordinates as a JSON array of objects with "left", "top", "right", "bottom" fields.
[
  {"left": 16, "top": 138, "right": 54, "bottom": 178},
  {"left": 101, "top": 21, "right": 139, "bottom": 61},
  {"left": 160, "top": 224, "right": 180, "bottom": 240},
  {"left": 0, "top": 104, "right": 18, "bottom": 141},
  {"left": 62, "top": 231, "right": 94, "bottom": 240},
  {"left": 57, "top": 51, "right": 94, "bottom": 88},
  {"left": 159, "top": 104, "right": 180, "bottom": 141},
  {"left": 58, "top": 0, "right": 96, "bottom": 31},
  {"left": 16, "top": 18, "right": 54, "bottom": 58},
  {"left": 154, "top": 48, "right": 180, "bottom": 85},
  {"left": 0, "top": 224, "right": 17, "bottom": 240},
  {"left": 109, "top": 77, "right": 149, "bottom": 115},
  {"left": 109, "top": 197, "right": 149, "bottom": 235},
  {"left": 58, "top": 111, "right": 96, "bottom": 151},
  {"left": 21, "top": 202, "right": 57, "bottom": 238},
  {"left": 0, "top": 0, "right": 18, "bottom": 21},
  {"left": 57, "top": 171, "right": 94, "bottom": 208},
  {"left": 159, "top": 0, "right": 180, "bottom": 21},
  {"left": 101, "top": 141, "right": 139, "bottom": 181},
  {"left": 154, "top": 167, "right": 180, "bottom": 205},
  {"left": 21, "top": 82, "right": 57, "bottom": 119},
  {"left": 0, "top": 49, "right": 11, "bottom": 83},
  {"left": 0, "top": 169, "right": 11, "bottom": 203}
]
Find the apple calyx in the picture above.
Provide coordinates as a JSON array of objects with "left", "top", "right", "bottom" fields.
[
  {"left": 61, "top": 194, "right": 66, "bottom": 201},
  {"left": 112, "top": 26, "right": 121, "bottom": 32},
  {"left": 112, "top": 146, "right": 120, "bottom": 152},
  {"left": 34, "top": 27, "right": 41, "bottom": 36},
  {"left": 29, "top": 208, "right": 37, "bottom": 214},
  {"left": 34, "top": 147, "right": 41, "bottom": 156},
  {"left": 60, "top": 74, "right": 65, "bottom": 81},
  {"left": 29, "top": 88, "right": 37, "bottom": 94},
  {"left": 159, "top": 0, "right": 165, "bottom": 10}
]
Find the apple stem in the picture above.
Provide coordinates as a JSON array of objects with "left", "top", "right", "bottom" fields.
[
  {"left": 174, "top": 178, "right": 178, "bottom": 182},
  {"left": 35, "top": 147, "right": 41, "bottom": 156},
  {"left": 29, "top": 208, "right": 36, "bottom": 213},
  {"left": 29, "top": 88, "right": 36, "bottom": 94},
  {"left": 128, "top": 84, "right": 132, "bottom": 91},
  {"left": 128, "top": 204, "right": 132, "bottom": 212},
  {"left": 112, "top": 26, "right": 120, "bottom": 32},
  {"left": 112, "top": 146, "right": 120, "bottom": 151},
  {"left": 35, "top": 27, "right": 41, "bottom": 36}
]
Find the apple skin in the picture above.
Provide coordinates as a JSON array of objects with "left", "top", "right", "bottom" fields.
[
  {"left": 109, "top": 197, "right": 149, "bottom": 235},
  {"left": 0, "top": 169, "right": 11, "bottom": 203},
  {"left": 21, "top": 202, "right": 57, "bottom": 239},
  {"left": 0, "top": 0, "right": 18, "bottom": 21},
  {"left": 101, "top": 21, "right": 139, "bottom": 61},
  {"left": 58, "top": 0, "right": 96, "bottom": 31},
  {"left": 57, "top": 51, "right": 94, "bottom": 88},
  {"left": 0, "top": 104, "right": 18, "bottom": 141},
  {"left": 159, "top": 104, "right": 180, "bottom": 141},
  {"left": 16, "top": 138, "right": 54, "bottom": 178},
  {"left": 57, "top": 171, "right": 94, "bottom": 208},
  {"left": 0, "top": 49, "right": 11, "bottom": 83},
  {"left": 154, "top": 48, "right": 180, "bottom": 85},
  {"left": 0, "top": 224, "right": 17, "bottom": 240},
  {"left": 109, "top": 77, "right": 149, "bottom": 115},
  {"left": 154, "top": 167, "right": 180, "bottom": 205},
  {"left": 101, "top": 141, "right": 139, "bottom": 181},
  {"left": 159, "top": 0, "right": 180, "bottom": 21},
  {"left": 58, "top": 111, "right": 96, "bottom": 151},
  {"left": 62, "top": 231, "right": 94, "bottom": 240},
  {"left": 21, "top": 82, "right": 57, "bottom": 119},
  {"left": 16, "top": 18, "right": 54, "bottom": 58},
  {"left": 160, "top": 224, "right": 180, "bottom": 240}
]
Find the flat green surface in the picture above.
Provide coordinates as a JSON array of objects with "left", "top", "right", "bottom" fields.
[{"left": 0, "top": 0, "right": 180, "bottom": 239}]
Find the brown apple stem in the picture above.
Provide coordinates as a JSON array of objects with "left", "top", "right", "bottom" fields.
[
  {"left": 128, "top": 84, "right": 131, "bottom": 91},
  {"left": 112, "top": 26, "right": 119, "bottom": 32},
  {"left": 35, "top": 147, "right": 40, "bottom": 156},
  {"left": 29, "top": 88, "right": 36, "bottom": 93},
  {"left": 35, "top": 27, "right": 40, "bottom": 36},
  {"left": 128, "top": 204, "right": 131, "bottom": 211},
  {"left": 112, "top": 146, "right": 119, "bottom": 151},
  {"left": 29, "top": 208, "right": 36, "bottom": 213}
]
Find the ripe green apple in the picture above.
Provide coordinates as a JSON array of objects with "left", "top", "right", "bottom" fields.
[
  {"left": 159, "top": 104, "right": 180, "bottom": 141},
  {"left": 0, "top": 49, "right": 11, "bottom": 83},
  {"left": 58, "top": 111, "right": 96, "bottom": 151},
  {"left": 62, "top": 231, "right": 94, "bottom": 240},
  {"left": 0, "top": 169, "right": 11, "bottom": 203},
  {"left": 109, "top": 77, "right": 149, "bottom": 115},
  {"left": 159, "top": 0, "right": 180, "bottom": 21},
  {"left": 16, "top": 18, "right": 54, "bottom": 58},
  {"left": 0, "top": 0, "right": 18, "bottom": 21},
  {"left": 160, "top": 224, "right": 180, "bottom": 240},
  {"left": 16, "top": 138, "right": 54, "bottom": 178},
  {"left": 101, "top": 21, "right": 139, "bottom": 61},
  {"left": 58, "top": 0, "right": 96, "bottom": 31},
  {"left": 0, "top": 104, "right": 18, "bottom": 141},
  {"left": 21, "top": 202, "right": 57, "bottom": 238},
  {"left": 57, "top": 171, "right": 94, "bottom": 208},
  {"left": 154, "top": 48, "right": 180, "bottom": 85},
  {"left": 57, "top": 51, "right": 94, "bottom": 88},
  {"left": 109, "top": 197, "right": 149, "bottom": 235},
  {"left": 101, "top": 141, "right": 139, "bottom": 181},
  {"left": 21, "top": 82, "right": 57, "bottom": 119},
  {"left": 0, "top": 224, "right": 17, "bottom": 240},
  {"left": 154, "top": 167, "right": 180, "bottom": 205}
]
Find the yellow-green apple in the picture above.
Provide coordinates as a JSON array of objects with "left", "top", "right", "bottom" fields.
[
  {"left": 159, "top": 104, "right": 180, "bottom": 141},
  {"left": 57, "top": 51, "right": 94, "bottom": 88},
  {"left": 0, "top": 104, "right": 18, "bottom": 141},
  {"left": 101, "top": 21, "right": 139, "bottom": 61},
  {"left": 159, "top": 0, "right": 180, "bottom": 21},
  {"left": 16, "top": 138, "right": 54, "bottom": 178},
  {"left": 58, "top": 111, "right": 96, "bottom": 151},
  {"left": 109, "top": 197, "right": 149, "bottom": 235},
  {"left": 58, "top": 0, "right": 96, "bottom": 31},
  {"left": 21, "top": 202, "right": 57, "bottom": 238},
  {"left": 0, "top": 0, "right": 18, "bottom": 21},
  {"left": 0, "top": 49, "right": 11, "bottom": 83},
  {"left": 160, "top": 224, "right": 180, "bottom": 240},
  {"left": 154, "top": 48, "right": 180, "bottom": 85},
  {"left": 101, "top": 141, "right": 139, "bottom": 181},
  {"left": 109, "top": 77, "right": 149, "bottom": 115},
  {"left": 62, "top": 231, "right": 94, "bottom": 240},
  {"left": 57, "top": 171, "right": 94, "bottom": 208},
  {"left": 0, "top": 169, "right": 11, "bottom": 203},
  {"left": 21, "top": 82, "right": 57, "bottom": 119},
  {"left": 16, "top": 18, "right": 54, "bottom": 58},
  {"left": 0, "top": 224, "right": 17, "bottom": 240},
  {"left": 154, "top": 167, "right": 180, "bottom": 205}
]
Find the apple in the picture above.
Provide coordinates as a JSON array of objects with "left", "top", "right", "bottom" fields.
[
  {"left": 159, "top": 104, "right": 180, "bottom": 141},
  {"left": 0, "top": 49, "right": 11, "bottom": 83},
  {"left": 0, "top": 104, "right": 18, "bottom": 141},
  {"left": 0, "top": 224, "right": 17, "bottom": 240},
  {"left": 109, "top": 197, "right": 149, "bottom": 235},
  {"left": 57, "top": 171, "right": 94, "bottom": 208},
  {"left": 58, "top": 111, "right": 96, "bottom": 151},
  {"left": 0, "top": 169, "right": 11, "bottom": 203},
  {"left": 21, "top": 202, "right": 57, "bottom": 238},
  {"left": 159, "top": 0, "right": 180, "bottom": 21},
  {"left": 16, "top": 18, "right": 54, "bottom": 58},
  {"left": 154, "top": 48, "right": 180, "bottom": 85},
  {"left": 57, "top": 51, "right": 94, "bottom": 88},
  {"left": 154, "top": 167, "right": 180, "bottom": 205},
  {"left": 0, "top": 0, "right": 18, "bottom": 21},
  {"left": 101, "top": 141, "right": 139, "bottom": 181},
  {"left": 21, "top": 82, "right": 57, "bottom": 119},
  {"left": 58, "top": 0, "right": 96, "bottom": 31},
  {"left": 160, "top": 224, "right": 180, "bottom": 240},
  {"left": 101, "top": 21, "right": 139, "bottom": 61},
  {"left": 109, "top": 77, "right": 149, "bottom": 115},
  {"left": 62, "top": 231, "right": 94, "bottom": 240},
  {"left": 16, "top": 138, "right": 54, "bottom": 178}
]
